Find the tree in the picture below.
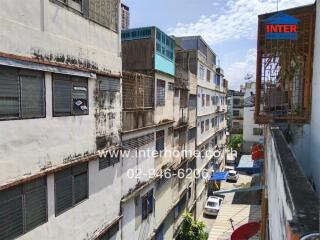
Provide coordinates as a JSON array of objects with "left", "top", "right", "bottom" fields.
[
  {"left": 176, "top": 212, "right": 208, "bottom": 240},
  {"left": 228, "top": 134, "right": 243, "bottom": 152}
]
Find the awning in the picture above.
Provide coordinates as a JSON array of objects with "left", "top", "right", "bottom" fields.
[
  {"left": 210, "top": 172, "right": 228, "bottom": 181},
  {"left": 0, "top": 56, "right": 96, "bottom": 78},
  {"left": 236, "top": 155, "right": 262, "bottom": 174}
]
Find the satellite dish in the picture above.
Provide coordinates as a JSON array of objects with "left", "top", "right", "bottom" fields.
[{"left": 244, "top": 74, "right": 253, "bottom": 80}]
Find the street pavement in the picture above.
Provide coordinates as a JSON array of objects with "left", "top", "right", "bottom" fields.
[{"left": 200, "top": 173, "right": 261, "bottom": 239}]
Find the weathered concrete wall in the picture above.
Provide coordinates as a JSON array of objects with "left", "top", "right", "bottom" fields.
[
  {"left": 0, "top": 74, "right": 96, "bottom": 183},
  {"left": 0, "top": 0, "right": 121, "bottom": 74},
  {"left": 154, "top": 72, "right": 174, "bottom": 124}
]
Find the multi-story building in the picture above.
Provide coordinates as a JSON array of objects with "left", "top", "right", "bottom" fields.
[
  {"left": 174, "top": 36, "right": 228, "bottom": 219},
  {"left": 255, "top": 2, "right": 319, "bottom": 239},
  {"left": 120, "top": 27, "right": 197, "bottom": 240},
  {"left": 0, "top": 0, "right": 123, "bottom": 240},
  {"left": 228, "top": 90, "right": 244, "bottom": 134},
  {"left": 242, "top": 81, "right": 263, "bottom": 153},
  {"left": 121, "top": 3, "right": 130, "bottom": 30}
]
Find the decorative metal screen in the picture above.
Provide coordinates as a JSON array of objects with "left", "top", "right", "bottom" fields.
[{"left": 255, "top": 5, "right": 315, "bottom": 123}]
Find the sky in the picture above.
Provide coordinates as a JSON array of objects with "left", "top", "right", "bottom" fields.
[{"left": 122, "top": 0, "right": 315, "bottom": 90}]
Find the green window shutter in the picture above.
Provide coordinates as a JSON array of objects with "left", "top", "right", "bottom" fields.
[
  {"left": 55, "top": 169, "right": 73, "bottom": 215},
  {"left": 53, "top": 74, "right": 72, "bottom": 116},
  {"left": 24, "top": 178, "right": 47, "bottom": 232},
  {"left": 0, "top": 66, "right": 20, "bottom": 119},
  {"left": 20, "top": 71, "right": 45, "bottom": 118},
  {"left": 74, "top": 172, "right": 88, "bottom": 204},
  {"left": 99, "top": 76, "right": 120, "bottom": 92},
  {"left": 0, "top": 186, "right": 23, "bottom": 240}
]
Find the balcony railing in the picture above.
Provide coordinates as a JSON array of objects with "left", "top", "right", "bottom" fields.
[{"left": 264, "top": 126, "right": 319, "bottom": 239}]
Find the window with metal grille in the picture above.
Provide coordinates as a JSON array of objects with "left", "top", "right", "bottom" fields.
[
  {"left": 99, "top": 220, "right": 119, "bottom": 240},
  {"left": 206, "top": 95, "right": 210, "bottom": 106},
  {"left": 53, "top": 74, "right": 88, "bottom": 116},
  {"left": 156, "top": 80, "right": 165, "bottom": 106},
  {"left": 123, "top": 133, "right": 154, "bottom": 150},
  {"left": 0, "top": 177, "right": 47, "bottom": 240},
  {"left": 188, "top": 127, "right": 196, "bottom": 140},
  {"left": 99, "top": 153, "right": 120, "bottom": 170},
  {"left": 55, "top": 163, "right": 88, "bottom": 216},
  {"left": 205, "top": 119, "right": 209, "bottom": 131},
  {"left": 207, "top": 69, "right": 211, "bottom": 82},
  {"left": 199, "top": 65, "right": 205, "bottom": 80},
  {"left": 0, "top": 66, "right": 45, "bottom": 120},
  {"left": 156, "top": 29, "right": 174, "bottom": 61},
  {"left": 142, "top": 190, "right": 153, "bottom": 220},
  {"left": 233, "top": 110, "right": 240, "bottom": 117},
  {"left": 233, "top": 98, "right": 240, "bottom": 105},
  {"left": 189, "top": 95, "right": 197, "bottom": 109},
  {"left": 168, "top": 82, "right": 174, "bottom": 91},
  {"left": 201, "top": 121, "right": 204, "bottom": 133},
  {"left": 156, "top": 130, "right": 165, "bottom": 153}
]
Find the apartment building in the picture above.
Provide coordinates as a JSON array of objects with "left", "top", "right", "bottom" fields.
[
  {"left": 255, "top": 2, "right": 319, "bottom": 239},
  {"left": 121, "top": 3, "right": 130, "bottom": 30},
  {"left": 242, "top": 81, "right": 263, "bottom": 153},
  {"left": 227, "top": 90, "right": 244, "bottom": 134},
  {"left": 174, "top": 36, "right": 228, "bottom": 219},
  {"left": 0, "top": 0, "right": 122, "bottom": 240},
  {"left": 121, "top": 27, "right": 197, "bottom": 240}
]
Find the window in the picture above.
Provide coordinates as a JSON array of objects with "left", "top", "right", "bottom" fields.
[
  {"left": 233, "top": 110, "right": 240, "bottom": 117},
  {"left": 253, "top": 128, "right": 263, "bottom": 136},
  {"left": 168, "top": 82, "right": 174, "bottom": 91},
  {"left": 205, "top": 119, "right": 209, "bottom": 131},
  {"left": 206, "top": 95, "right": 210, "bottom": 106},
  {"left": 53, "top": 74, "right": 88, "bottom": 116},
  {"left": 202, "top": 94, "right": 205, "bottom": 107},
  {"left": 233, "top": 122, "right": 240, "bottom": 129},
  {"left": 207, "top": 69, "right": 211, "bottom": 82},
  {"left": 199, "top": 65, "right": 205, "bottom": 80},
  {"left": 99, "top": 221, "right": 119, "bottom": 240},
  {"left": 55, "top": 163, "right": 88, "bottom": 216},
  {"left": 189, "top": 95, "right": 196, "bottom": 109},
  {"left": 156, "top": 130, "right": 165, "bottom": 153},
  {"left": 211, "top": 96, "right": 215, "bottom": 105},
  {"left": 233, "top": 98, "right": 240, "bottom": 105},
  {"left": 188, "top": 158, "right": 196, "bottom": 171},
  {"left": 99, "top": 153, "right": 120, "bottom": 170},
  {"left": 0, "top": 66, "right": 45, "bottom": 120},
  {"left": 188, "top": 127, "right": 196, "bottom": 140},
  {"left": 156, "top": 29, "right": 174, "bottom": 61},
  {"left": 57, "top": 0, "right": 82, "bottom": 12},
  {"left": 156, "top": 80, "right": 165, "bottom": 106},
  {"left": 211, "top": 118, "right": 214, "bottom": 128},
  {"left": 174, "top": 193, "right": 187, "bottom": 219},
  {"left": 142, "top": 190, "right": 153, "bottom": 220},
  {"left": 0, "top": 178, "right": 47, "bottom": 240},
  {"left": 201, "top": 121, "right": 204, "bottom": 133}
]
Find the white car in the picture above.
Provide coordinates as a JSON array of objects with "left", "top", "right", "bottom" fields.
[
  {"left": 203, "top": 196, "right": 223, "bottom": 216},
  {"left": 227, "top": 170, "right": 239, "bottom": 182}
]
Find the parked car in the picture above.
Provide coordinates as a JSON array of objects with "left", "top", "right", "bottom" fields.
[
  {"left": 227, "top": 170, "right": 239, "bottom": 182},
  {"left": 203, "top": 196, "right": 223, "bottom": 216}
]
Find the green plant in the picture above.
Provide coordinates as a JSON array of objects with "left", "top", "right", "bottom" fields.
[
  {"left": 176, "top": 212, "right": 208, "bottom": 240},
  {"left": 228, "top": 134, "right": 243, "bottom": 152}
]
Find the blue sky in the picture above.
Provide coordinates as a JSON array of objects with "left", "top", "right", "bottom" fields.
[{"left": 122, "top": 0, "right": 314, "bottom": 90}]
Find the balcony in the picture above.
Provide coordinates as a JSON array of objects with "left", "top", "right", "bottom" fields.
[
  {"left": 122, "top": 71, "right": 155, "bottom": 132},
  {"left": 255, "top": 5, "right": 316, "bottom": 124},
  {"left": 263, "top": 126, "right": 319, "bottom": 239}
]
